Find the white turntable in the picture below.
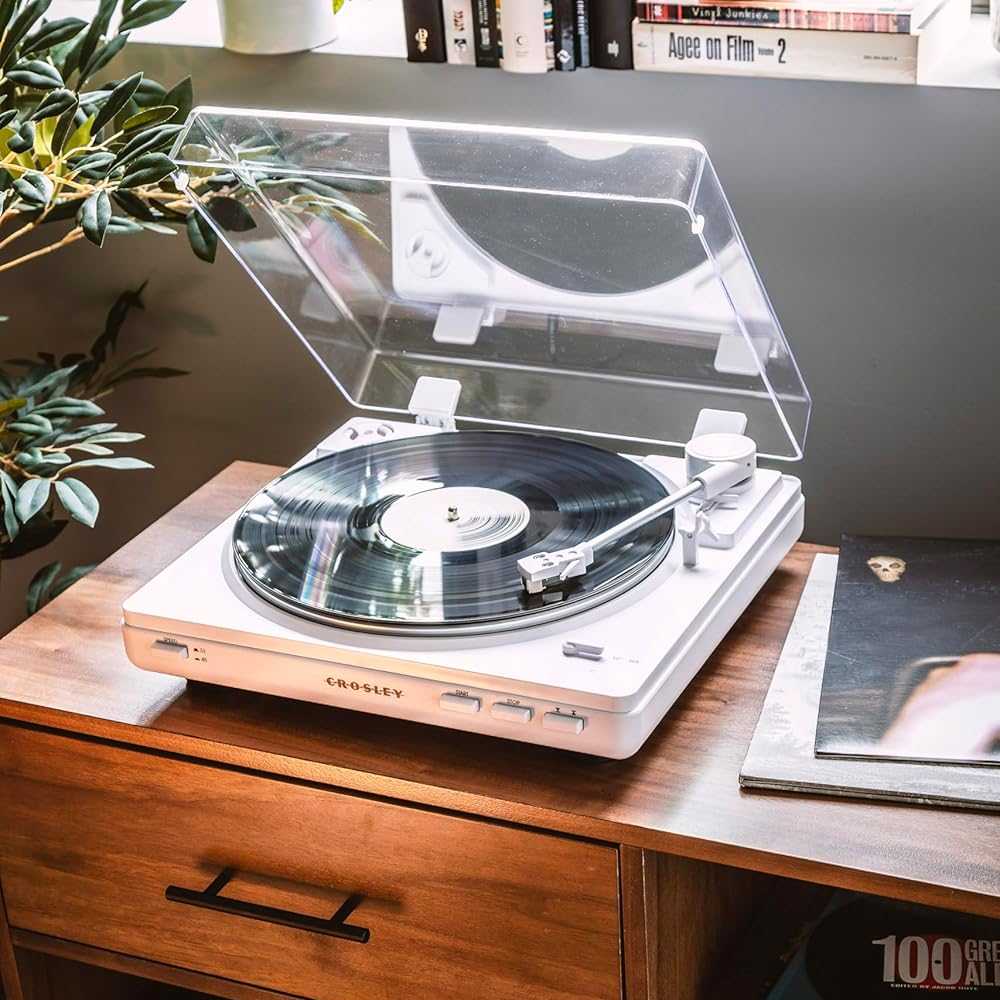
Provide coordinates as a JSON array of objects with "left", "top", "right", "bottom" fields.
[{"left": 122, "top": 110, "right": 811, "bottom": 758}]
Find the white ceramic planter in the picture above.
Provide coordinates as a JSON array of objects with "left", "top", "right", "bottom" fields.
[{"left": 217, "top": 0, "right": 337, "bottom": 54}]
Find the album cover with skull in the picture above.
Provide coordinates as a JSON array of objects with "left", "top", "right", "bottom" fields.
[{"left": 815, "top": 534, "right": 1000, "bottom": 767}]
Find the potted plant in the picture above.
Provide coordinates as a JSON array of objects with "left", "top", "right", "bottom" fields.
[{"left": 0, "top": 0, "right": 208, "bottom": 616}]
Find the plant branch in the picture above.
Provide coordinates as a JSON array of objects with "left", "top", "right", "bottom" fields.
[{"left": 0, "top": 227, "right": 86, "bottom": 273}]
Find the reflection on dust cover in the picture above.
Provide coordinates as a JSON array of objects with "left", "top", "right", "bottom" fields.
[{"left": 815, "top": 535, "right": 1000, "bottom": 767}]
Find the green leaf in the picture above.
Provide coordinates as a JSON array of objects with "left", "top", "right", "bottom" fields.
[
  {"left": 54, "top": 477, "right": 99, "bottom": 526},
  {"left": 34, "top": 395, "right": 105, "bottom": 417},
  {"left": 83, "top": 430, "right": 143, "bottom": 444},
  {"left": 90, "top": 70, "right": 142, "bottom": 133},
  {"left": 127, "top": 77, "right": 162, "bottom": 105},
  {"left": 0, "top": 0, "right": 52, "bottom": 69},
  {"left": 20, "top": 16, "right": 87, "bottom": 55},
  {"left": 50, "top": 98, "right": 80, "bottom": 153},
  {"left": 0, "top": 0, "right": 17, "bottom": 36},
  {"left": 26, "top": 560, "right": 61, "bottom": 614},
  {"left": 105, "top": 215, "right": 143, "bottom": 234},
  {"left": 7, "top": 120, "right": 35, "bottom": 152},
  {"left": 69, "top": 149, "right": 116, "bottom": 179},
  {"left": 185, "top": 209, "right": 216, "bottom": 263},
  {"left": 29, "top": 86, "right": 75, "bottom": 121},
  {"left": 12, "top": 171, "right": 52, "bottom": 206},
  {"left": 119, "top": 0, "right": 185, "bottom": 32},
  {"left": 76, "top": 0, "right": 118, "bottom": 80},
  {"left": 65, "top": 442, "right": 113, "bottom": 455},
  {"left": 63, "top": 456, "right": 153, "bottom": 472},
  {"left": 111, "top": 187, "right": 157, "bottom": 220},
  {"left": 15, "top": 477, "right": 51, "bottom": 523},
  {"left": 207, "top": 196, "right": 255, "bottom": 233},
  {"left": 0, "top": 396, "right": 26, "bottom": 417},
  {"left": 7, "top": 58, "right": 64, "bottom": 89},
  {"left": 78, "top": 189, "right": 112, "bottom": 246},
  {"left": 162, "top": 75, "right": 192, "bottom": 123},
  {"left": 78, "top": 30, "right": 128, "bottom": 84},
  {"left": 0, "top": 469, "right": 20, "bottom": 541},
  {"left": 0, "top": 109, "right": 17, "bottom": 130},
  {"left": 118, "top": 150, "right": 173, "bottom": 188},
  {"left": 113, "top": 122, "right": 182, "bottom": 166},
  {"left": 121, "top": 104, "right": 177, "bottom": 132}
]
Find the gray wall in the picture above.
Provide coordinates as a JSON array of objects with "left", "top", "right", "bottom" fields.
[{"left": 3, "top": 45, "right": 999, "bottom": 631}]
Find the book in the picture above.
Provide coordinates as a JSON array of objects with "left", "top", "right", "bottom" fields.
[
  {"left": 763, "top": 893, "right": 1000, "bottom": 997},
  {"left": 632, "top": 0, "right": 967, "bottom": 83},
  {"left": 552, "top": 0, "right": 577, "bottom": 68},
  {"left": 499, "top": 0, "right": 550, "bottom": 71},
  {"left": 740, "top": 553, "right": 1000, "bottom": 810},
  {"left": 590, "top": 0, "right": 634, "bottom": 67},
  {"left": 403, "top": 0, "right": 448, "bottom": 61},
  {"left": 575, "top": 0, "right": 591, "bottom": 65},
  {"left": 444, "top": 0, "right": 476, "bottom": 63},
  {"left": 471, "top": 0, "right": 501, "bottom": 65},
  {"left": 636, "top": 1, "right": 914, "bottom": 33},
  {"left": 816, "top": 535, "right": 1000, "bottom": 768}
]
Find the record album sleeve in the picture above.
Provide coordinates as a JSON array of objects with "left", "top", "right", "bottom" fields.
[{"left": 816, "top": 535, "right": 1000, "bottom": 768}]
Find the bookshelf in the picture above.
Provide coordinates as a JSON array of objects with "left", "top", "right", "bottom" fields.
[{"left": 47, "top": 0, "right": 1000, "bottom": 89}]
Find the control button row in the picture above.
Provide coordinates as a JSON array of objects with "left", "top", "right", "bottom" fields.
[{"left": 438, "top": 694, "right": 586, "bottom": 735}]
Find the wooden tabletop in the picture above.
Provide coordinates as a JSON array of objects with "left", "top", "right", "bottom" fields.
[{"left": 0, "top": 462, "right": 997, "bottom": 917}]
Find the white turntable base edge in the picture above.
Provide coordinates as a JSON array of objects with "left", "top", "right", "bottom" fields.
[{"left": 122, "top": 482, "right": 803, "bottom": 760}]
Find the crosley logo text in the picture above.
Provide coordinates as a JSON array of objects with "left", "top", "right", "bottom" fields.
[{"left": 327, "top": 677, "right": 403, "bottom": 699}]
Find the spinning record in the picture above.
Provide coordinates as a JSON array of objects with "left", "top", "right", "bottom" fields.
[{"left": 232, "top": 431, "right": 674, "bottom": 635}]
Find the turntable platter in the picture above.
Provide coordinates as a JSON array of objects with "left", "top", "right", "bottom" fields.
[{"left": 232, "top": 431, "right": 674, "bottom": 635}]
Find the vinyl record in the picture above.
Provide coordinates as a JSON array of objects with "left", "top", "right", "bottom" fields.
[{"left": 232, "top": 430, "right": 673, "bottom": 635}]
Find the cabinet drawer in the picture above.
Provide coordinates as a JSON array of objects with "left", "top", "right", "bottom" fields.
[{"left": 0, "top": 725, "right": 621, "bottom": 1000}]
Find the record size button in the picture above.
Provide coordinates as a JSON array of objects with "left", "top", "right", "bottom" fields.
[
  {"left": 440, "top": 693, "right": 480, "bottom": 714},
  {"left": 491, "top": 702, "right": 532, "bottom": 724},
  {"left": 542, "top": 712, "right": 585, "bottom": 735}
]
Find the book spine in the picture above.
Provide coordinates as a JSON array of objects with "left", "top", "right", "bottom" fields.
[
  {"left": 632, "top": 19, "right": 917, "bottom": 81},
  {"left": 403, "top": 0, "right": 448, "bottom": 61},
  {"left": 590, "top": 0, "right": 634, "bottom": 68},
  {"left": 544, "top": 0, "right": 556, "bottom": 67},
  {"left": 499, "top": 0, "right": 550, "bottom": 71},
  {"left": 471, "top": 0, "right": 500, "bottom": 65},
  {"left": 574, "top": 0, "right": 591, "bottom": 65},
  {"left": 444, "top": 0, "right": 477, "bottom": 62},
  {"left": 635, "top": 3, "right": 911, "bottom": 33},
  {"left": 552, "top": 0, "right": 577, "bottom": 67}
]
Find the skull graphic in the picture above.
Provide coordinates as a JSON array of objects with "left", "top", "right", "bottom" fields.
[{"left": 867, "top": 555, "right": 907, "bottom": 583}]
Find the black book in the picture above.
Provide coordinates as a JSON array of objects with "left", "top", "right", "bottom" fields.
[
  {"left": 403, "top": 0, "right": 447, "bottom": 62},
  {"left": 574, "top": 0, "right": 591, "bottom": 66},
  {"left": 816, "top": 534, "right": 1000, "bottom": 768},
  {"left": 552, "top": 0, "right": 577, "bottom": 69},
  {"left": 589, "top": 0, "right": 632, "bottom": 68},
  {"left": 471, "top": 0, "right": 500, "bottom": 66}
]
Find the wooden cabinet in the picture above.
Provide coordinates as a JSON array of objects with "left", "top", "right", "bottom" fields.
[
  {"left": 0, "top": 726, "right": 620, "bottom": 1000},
  {"left": 0, "top": 464, "right": 996, "bottom": 1000}
]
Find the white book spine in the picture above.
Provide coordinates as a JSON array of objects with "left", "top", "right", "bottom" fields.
[
  {"left": 500, "top": 0, "right": 550, "bottom": 71},
  {"left": 444, "top": 0, "right": 477, "bottom": 64},
  {"left": 632, "top": 18, "right": 919, "bottom": 82}
]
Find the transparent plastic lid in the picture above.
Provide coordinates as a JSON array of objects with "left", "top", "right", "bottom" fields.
[{"left": 173, "top": 109, "right": 810, "bottom": 460}]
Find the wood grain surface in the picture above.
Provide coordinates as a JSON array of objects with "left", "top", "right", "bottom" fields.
[
  {"left": 0, "top": 462, "right": 997, "bottom": 917},
  {"left": 0, "top": 724, "right": 621, "bottom": 1000}
]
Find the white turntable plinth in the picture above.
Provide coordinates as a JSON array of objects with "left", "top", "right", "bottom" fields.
[{"left": 123, "top": 418, "right": 803, "bottom": 758}]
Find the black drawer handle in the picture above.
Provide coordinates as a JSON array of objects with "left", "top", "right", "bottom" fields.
[{"left": 165, "top": 868, "right": 370, "bottom": 944}]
